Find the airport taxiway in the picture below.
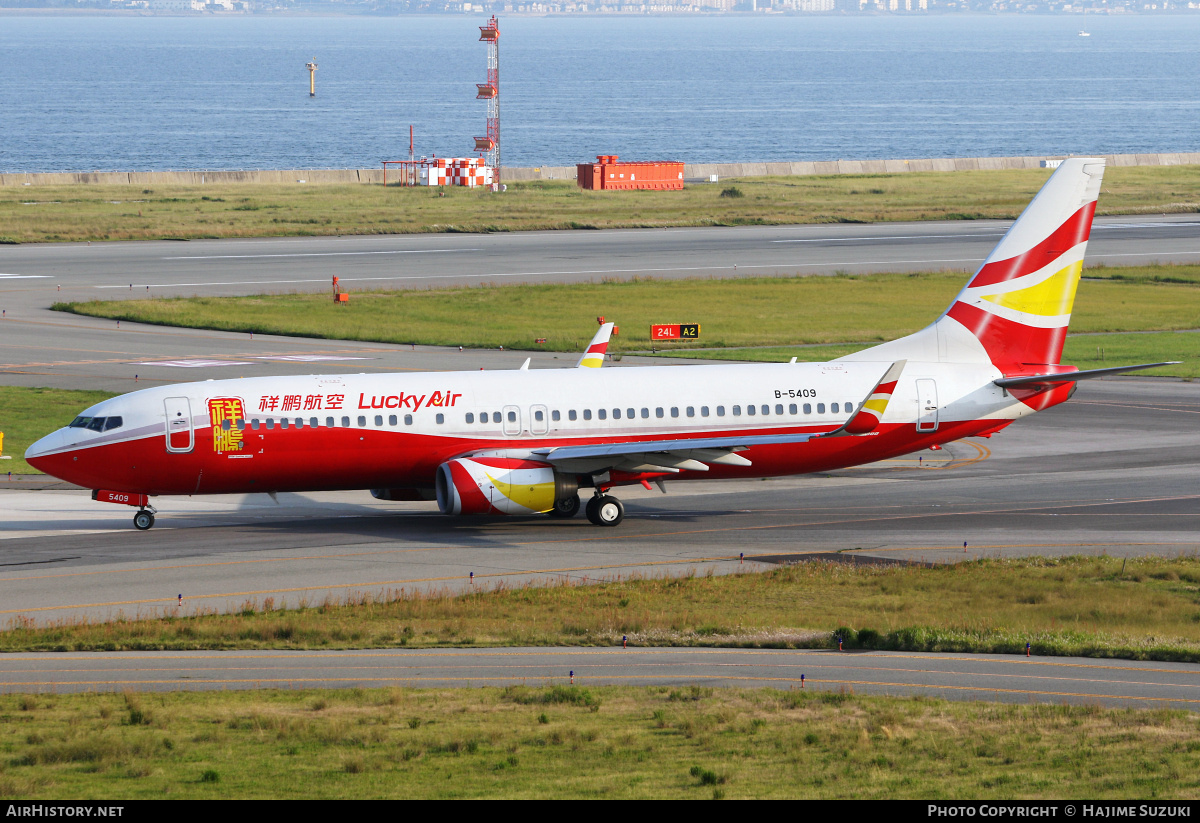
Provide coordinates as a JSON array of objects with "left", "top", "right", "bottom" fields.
[{"left": 4, "top": 647, "right": 1200, "bottom": 710}]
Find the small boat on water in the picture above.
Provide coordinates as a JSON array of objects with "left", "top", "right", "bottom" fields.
[{"left": 1078, "top": 30, "right": 1091, "bottom": 37}]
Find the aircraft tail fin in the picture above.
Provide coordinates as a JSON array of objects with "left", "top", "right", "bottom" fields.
[{"left": 841, "top": 157, "right": 1105, "bottom": 369}]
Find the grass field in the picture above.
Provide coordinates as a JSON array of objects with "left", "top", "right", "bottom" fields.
[
  {"left": 54, "top": 264, "right": 1200, "bottom": 377},
  {"left": 4, "top": 685, "right": 1198, "bottom": 799},
  {"left": 2, "top": 165, "right": 1198, "bottom": 244},
  {"left": 7, "top": 557, "right": 1200, "bottom": 664},
  {"left": 0, "top": 387, "right": 118, "bottom": 474}
]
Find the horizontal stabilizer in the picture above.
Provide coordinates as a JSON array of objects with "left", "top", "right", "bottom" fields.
[{"left": 995, "top": 361, "right": 1181, "bottom": 389}]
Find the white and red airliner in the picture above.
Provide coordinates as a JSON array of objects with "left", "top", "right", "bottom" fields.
[{"left": 27, "top": 158, "right": 1175, "bottom": 530}]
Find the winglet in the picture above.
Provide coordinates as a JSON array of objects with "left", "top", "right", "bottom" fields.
[
  {"left": 829, "top": 360, "right": 907, "bottom": 437},
  {"left": 577, "top": 322, "right": 614, "bottom": 368}
]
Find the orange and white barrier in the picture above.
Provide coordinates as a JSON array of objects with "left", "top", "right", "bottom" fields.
[{"left": 420, "top": 158, "right": 494, "bottom": 188}]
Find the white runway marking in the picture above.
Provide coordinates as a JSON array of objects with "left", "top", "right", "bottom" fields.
[
  {"left": 0, "top": 274, "right": 50, "bottom": 279},
  {"left": 130, "top": 359, "right": 252, "bottom": 368},
  {"left": 251, "top": 355, "right": 373, "bottom": 362},
  {"left": 161, "top": 248, "right": 480, "bottom": 261}
]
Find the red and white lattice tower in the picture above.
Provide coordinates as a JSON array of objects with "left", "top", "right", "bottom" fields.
[{"left": 474, "top": 17, "right": 500, "bottom": 187}]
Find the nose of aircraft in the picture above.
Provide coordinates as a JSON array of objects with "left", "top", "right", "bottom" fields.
[{"left": 24, "top": 429, "right": 70, "bottom": 470}]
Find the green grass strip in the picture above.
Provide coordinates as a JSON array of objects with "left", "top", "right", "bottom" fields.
[
  {"left": 55, "top": 264, "right": 1200, "bottom": 376},
  {"left": 3, "top": 164, "right": 1199, "bottom": 244},
  {"left": 3, "top": 686, "right": 1197, "bottom": 798}
]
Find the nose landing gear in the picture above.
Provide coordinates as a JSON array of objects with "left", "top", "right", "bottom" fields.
[
  {"left": 133, "top": 507, "right": 157, "bottom": 531},
  {"left": 91, "top": 489, "right": 157, "bottom": 530}
]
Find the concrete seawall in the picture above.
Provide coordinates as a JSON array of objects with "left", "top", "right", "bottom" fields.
[{"left": 2, "top": 152, "right": 1198, "bottom": 187}]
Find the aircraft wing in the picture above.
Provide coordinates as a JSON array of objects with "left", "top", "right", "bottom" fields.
[
  {"left": 994, "top": 361, "right": 1180, "bottom": 389},
  {"left": 534, "top": 432, "right": 820, "bottom": 474},
  {"left": 577, "top": 323, "right": 615, "bottom": 368}
]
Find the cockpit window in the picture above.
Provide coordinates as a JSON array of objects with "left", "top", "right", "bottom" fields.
[
  {"left": 69, "top": 416, "right": 91, "bottom": 428},
  {"left": 104, "top": 417, "right": 123, "bottom": 431},
  {"left": 86, "top": 417, "right": 107, "bottom": 432}
]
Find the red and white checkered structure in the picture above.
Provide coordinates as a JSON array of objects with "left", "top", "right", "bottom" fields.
[{"left": 420, "top": 158, "right": 494, "bottom": 188}]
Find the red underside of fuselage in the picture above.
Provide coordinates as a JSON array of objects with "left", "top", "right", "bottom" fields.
[{"left": 29, "top": 417, "right": 1013, "bottom": 498}]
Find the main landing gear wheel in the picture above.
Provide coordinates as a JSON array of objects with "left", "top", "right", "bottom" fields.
[
  {"left": 133, "top": 510, "right": 155, "bottom": 531},
  {"left": 549, "top": 494, "right": 581, "bottom": 519},
  {"left": 585, "top": 495, "right": 624, "bottom": 527}
]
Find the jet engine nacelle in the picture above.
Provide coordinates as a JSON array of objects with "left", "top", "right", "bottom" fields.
[{"left": 435, "top": 457, "right": 578, "bottom": 516}]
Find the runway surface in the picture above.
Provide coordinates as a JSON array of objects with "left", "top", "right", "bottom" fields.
[
  {"left": 2, "top": 215, "right": 1199, "bottom": 390},
  {"left": 4, "top": 647, "right": 1200, "bottom": 710}
]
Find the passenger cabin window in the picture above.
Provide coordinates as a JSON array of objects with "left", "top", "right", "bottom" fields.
[
  {"left": 747, "top": 405, "right": 756, "bottom": 416},
  {"left": 598, "top": 409, "right": 607, "bottom": 420},
  {"left": 388, "top": 415, "right": 397, "bottom": 426},
  {"left": 583, "top": 409, "right": 593, "bottom": 421},
  {"left": 466, "top": 412, "right": 475, "bottom": 424},
  {"left": 656, "top": 408, "right": 664, "bottom": 419},
  {"left": 294, "top": 418, "right": 303, "bottom": 428},
  {"left": 357, "top": 416, "right": 367, "bottom": 427},
  {"left": 221, "top": 420, "right": 231, "bottom": 431},
  {"left": 627, "top": 408, "right": 635, "bottom": 419},
  {"left": 341, "top": 416, "right": 351, "bottom": 427},
  {"left": 761, "top": 405, "right": 769, "bottom": 415},
  {"left": 671, "top": 407, "right": 679, "bottom": 418},
  {"left": 326, "top": 417, "right": 335, "bottom": 428},
  {"left": 311, "top": 417, "right": 320, "bottom": 428},
  {"left": 817, "top": 403, "right": 826, "bottom": 414},
  {"left": 777, "top": 405, "right": 785, "bottom": 415},
  {"left": 404, "top": 414, "right": 413, "bottom": 426},
  {"left": 280, "top": 419, "right": 289, "bottom": 429},
  {"left": 613, "top": 409, "right": 621, "bottom": 420},
  {"left": 251, "top": 419, "right": 261, "bottom": 430},
  {"left": 552, "top": 410, "right": 561, "bottom": 422},
  {"left": 733, "top": 406, "right": 742, "bottom": 416},
  {"left": 374, "top": 415, "right": 383, "bottom": 427},
  {"left": 569, "top": 410, "right": 578, "bottom": 421},
  {"left": 436, "top": 413, "right": 445, "bottom": 424},
  {"left": 803, "top": 404, "right": 812, "bottom": 415},
  {"left": 507, "top": 411, "right": 517, "bottom": 423},
  {"left": 534, "top": 410, "right": 544, "bottom": 422},
  {"left": 701, "top": 406, "right": 710, "bottom": 417},
  {"left": 266, "top": 419, "right": 275, "bottom": 429},
  {"left": 686, "top": 407, "right": 695, "bottom": 418},
  {"left": 641, "top": 408, "right": 649, "bottom": 419},
  {"left": 789, "top": 404, "right": 797, "bottom": 415},
  {"left": 831, "top": 403, "right": 839, "bottom": 414}
]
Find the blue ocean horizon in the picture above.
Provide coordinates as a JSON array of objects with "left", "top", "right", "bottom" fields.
[{"left": 1, "top": 14, "right": 1197, "bottom": 172}]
